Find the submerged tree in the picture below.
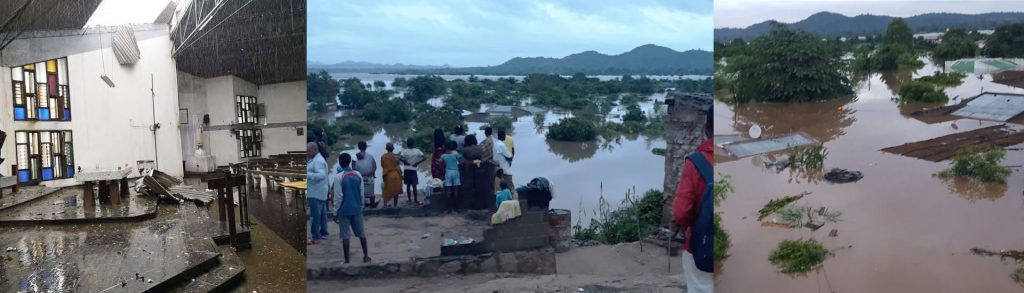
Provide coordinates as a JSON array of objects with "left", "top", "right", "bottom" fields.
[
  {"left": 933, "top": 29, "right": 977, "bottom": 61},
  {"left": 729, "top": 26, "right": 853, "bottom": 102},
  {"left": 983, "top": 22, "right": 1024, "bottom": 58}
]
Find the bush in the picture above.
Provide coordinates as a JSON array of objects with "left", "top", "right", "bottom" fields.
[
  {"left": 714, "top": 213, "right": 730, "bottom": 261},
  {"left": 898, "top": 81, "right": 949, "bottom": 103},
  {"left": 622, "top": 105, "right": 646, "bottom": 122},
  {"left": 769, "top": 238, "right": 829, "bottom": 274},
  {"left": 364, "top": 99, "right": 413, "bottom": 123},
  {"left": 935, "top": 149, "right": 1011, "bottom": 183},
  {"left": 573, "top": 190, "right": 663, "bottom": 245},
  {"left": 916, "top": 71, "right": 966, "bottom": 85},
  {"left": 547, "top": 117, "right": 598, "bottom": 141},
  {"left": 337, "top": 120, "right": 373, "bottom": 136},
  {"left": 1014, "top": 267, "right": 1024, "bottom": 284}
]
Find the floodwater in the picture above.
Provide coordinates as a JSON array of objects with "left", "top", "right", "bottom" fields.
[
  {"left": 324, "top": 94, "right": 669, "bottom": 223},
  {"left": 715, "top": 58, "right": 1024, "bottom": 292}
]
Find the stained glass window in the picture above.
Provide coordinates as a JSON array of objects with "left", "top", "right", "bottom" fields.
[
  {"left": 13, "top": 130, "right": 74, "bottom": 184},
  {"left": 11, "top": 57, "right": 70, "bottom": 121},
  {"left": 238, "top": 129, "right": 262, "bottom": 158}
]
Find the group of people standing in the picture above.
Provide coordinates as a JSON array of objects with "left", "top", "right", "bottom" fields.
[
  {"left": 432, "top": 125, "right": 515, "bottom": 213},
  {"left": 305, "top": 125, "right": 517, "bottom": 262}
]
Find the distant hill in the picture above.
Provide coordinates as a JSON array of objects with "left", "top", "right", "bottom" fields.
[
  {"left": 311, "top": 44, "right": 713, "bottom": 76},
  {"left": 307, "top": 61, "right": 449, "bottom": 73},
  {"left": 715, "top": 11, "right": 1024, "bottom": 41},
  {"left": 413, "top": 44, "right": 712, "bottom": 75}
]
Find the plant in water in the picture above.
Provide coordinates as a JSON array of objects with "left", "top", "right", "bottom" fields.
[
  {"left": 897, "top": 81, "right": 949, "bottom": 103},
  {"left": 572, "top": 188, "right": 662, "bottom": 245},
  {"left": 789, "top": 145, "right": 828, "bottom": 169},
  {"left": 714, "top": 213, "right": 730, "bottom": 261},
  {"left": 935, "top": 149, "right": 1011, "bottom": 183},
  {"left": 775, "top": 205, "right": 842, "bottom": 228},
  {"left": 769, "top": 238, "right": 830, "bottom": 274},
  {"left": 757, "top": 193, "right": 806, "bottom": 221},
  {"left": 915, "top": 71, "right": 966, "bottom": 85}
]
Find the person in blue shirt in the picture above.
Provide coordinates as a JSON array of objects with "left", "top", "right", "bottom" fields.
[
  {"left": 306, "top": 142, "right": 329, "bottom": 245},
  {"left": 441, "top": 140, "right": 464, "bottom": 213},
  {"left": 334, "top": 152, "right": 371, "bottom": 263},
  {"left": 495, "top": 181, "right": 512, "bottom": 210}
]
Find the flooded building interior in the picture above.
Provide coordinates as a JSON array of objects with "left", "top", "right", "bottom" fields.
[{"left": 0, "top": 0, "right": 307, "bottom": 291}]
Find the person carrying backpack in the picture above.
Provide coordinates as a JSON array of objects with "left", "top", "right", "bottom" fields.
[{"left": 672, "top": 105, "right": 714, "bottom": 292}]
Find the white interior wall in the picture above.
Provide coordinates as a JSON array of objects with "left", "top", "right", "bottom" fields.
[
  {"left": 203, "top": 75, "right": 239, "bottom": 165},
  {"left": 67, "top": 35, "right": 183, "bottom": 179},
  {"left": 0, "top": 29, "right": 184, "bottom": 185},
  {"left": 258, "top": 81, "right": 306, "bottom": 156}
]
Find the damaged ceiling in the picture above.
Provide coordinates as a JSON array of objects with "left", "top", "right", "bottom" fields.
[
  {"left": 171, "top": 0, "right": 306, "bottom": 85},
  {"left": 0, "top": 0, "right": 104, "bottom": 50}
]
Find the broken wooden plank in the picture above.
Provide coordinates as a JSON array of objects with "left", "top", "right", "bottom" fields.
[{"left": 880, "top": 125, "right": 1024, "bottom": 161}]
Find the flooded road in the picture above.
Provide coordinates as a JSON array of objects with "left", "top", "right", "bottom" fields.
[
  {"left": 323, "top": 95, "right": 668, "bottom": 223},
  {"left": 714, "top": 59, "right": 1024, "bottom": 292}
]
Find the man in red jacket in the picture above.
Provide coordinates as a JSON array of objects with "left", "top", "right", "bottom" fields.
[{"left": 673, "top": 106, "right": 713, "bottom": 293}]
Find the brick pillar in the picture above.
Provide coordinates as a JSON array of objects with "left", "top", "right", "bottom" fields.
[{"left": 661, "top": 92, "right": 712, "bottom": 227}]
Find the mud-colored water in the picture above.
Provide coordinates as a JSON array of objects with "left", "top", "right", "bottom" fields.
[
  {"left": 715, "top": 59, "right": 1024, "bottom": 292},
  {"left": 324, "top": 95, "right": 668, "bottom": 223}
]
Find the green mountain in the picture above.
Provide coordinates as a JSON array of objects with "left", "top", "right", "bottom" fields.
[
  {"left": 716, "top": 11, "right": 1024, "bottom": 41},
  {"left": 311, "top": 44, "right": 712, "bottom": 76}
]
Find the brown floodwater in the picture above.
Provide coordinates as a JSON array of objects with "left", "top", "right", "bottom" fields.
[{"left": 715, "top": 59, "right": 1024, "bottom": 292}]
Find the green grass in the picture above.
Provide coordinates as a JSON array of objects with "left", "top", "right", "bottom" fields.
[
  {"left": 935, "top": 149, "right": 1011, "bottom": 183},
  {"left": 769, "top": 238, "right": 829, "bottom": 274}
]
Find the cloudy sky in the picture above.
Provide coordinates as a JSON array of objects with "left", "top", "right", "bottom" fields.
[
  {"left": 308, "top": 0, "right": 713, "bottom": 67},
  {"left": 717, "top": 0, "right": 1024, "bottom": 28}
]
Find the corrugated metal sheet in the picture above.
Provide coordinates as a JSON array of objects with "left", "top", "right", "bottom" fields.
[
  {"left": 951, "top": 93, "right": 1024, "bottom": 121},
  {"left": 112, "top": 25, "right": 140, "bottom": 65},
  {"left": 723, "top": 133, "right": 816, "bottom": 158}
]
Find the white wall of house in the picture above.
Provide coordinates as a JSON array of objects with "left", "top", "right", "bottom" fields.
[{"left": 0, "top": 26, "right": 184, "bottom": 185}]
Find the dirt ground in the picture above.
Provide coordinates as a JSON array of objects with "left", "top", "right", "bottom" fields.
[
  {"left": 307, "top": 213, "right": 491, "bottom": 268},
  {"left": 309, "top": 242, "right": 691, "bottom": 292}
]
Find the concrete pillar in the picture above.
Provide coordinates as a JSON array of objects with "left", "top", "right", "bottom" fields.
[{"left": 661, "top": 92, "right": 712, "bottom": 227}]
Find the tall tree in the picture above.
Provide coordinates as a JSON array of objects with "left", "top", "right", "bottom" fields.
[
  {"left": 933, "top": 28, "right": 976, "bottom": 60},
  {"left": 729, "top": 26, "right": 853, "bottom": 102}
]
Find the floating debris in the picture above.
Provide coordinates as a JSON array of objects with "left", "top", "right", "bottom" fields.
[
  {"left": 757, "top": 193, "right": 808, "bottom": 221},
  {"left": 824, "top": 168, "right": 863, "bottom": 183}
]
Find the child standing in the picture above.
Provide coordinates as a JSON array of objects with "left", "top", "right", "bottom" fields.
[{"left": 441, "top": 140, "right": 464, "bottom": 213}]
